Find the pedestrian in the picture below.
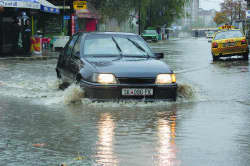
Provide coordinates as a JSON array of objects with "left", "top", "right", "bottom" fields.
[
  {"left": 11, "top": 18, "right": 21, "bottom": 56},
  {"left": 165, "top": 29, "right": 169, "bottom": 39},
  {"left": 156, "top": 27, "right": 161, "bottom": 40},
  {"left": 22, "top": 19, "right": 32, "bottom": 56}
]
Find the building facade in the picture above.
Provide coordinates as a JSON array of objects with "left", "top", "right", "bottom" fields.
[
  {"left": 183, "top": 0, "right": 199, "bottom": 28},
  {"left": 198, "top": 8, "right": 216, "bottom": 27}
]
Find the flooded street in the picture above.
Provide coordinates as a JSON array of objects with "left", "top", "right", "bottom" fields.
[{"left": 0, "top": 38, "right": 250, "bottom": 166}]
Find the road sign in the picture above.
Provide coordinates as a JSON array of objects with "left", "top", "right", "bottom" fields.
[{"left": 73, "top": 0, "right": 87, "bottom": 10}]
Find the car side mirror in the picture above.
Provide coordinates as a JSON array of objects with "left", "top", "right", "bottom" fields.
[
  {"left": 154, "top": 52, "right": 164, "bottom": 59},
  {"left": 74, "top": 51, "right": 81, "bottom": 59}
]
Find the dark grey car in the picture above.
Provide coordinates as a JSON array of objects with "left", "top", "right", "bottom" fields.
[{"left": 56, "top": 32, "right": 177, "bottom": 101}]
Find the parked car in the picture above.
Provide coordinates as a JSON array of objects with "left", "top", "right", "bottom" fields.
[
  {"left": 206, "top": 31, "right": 214, "bottom": 42},
  {"left": 56, "top": 32, "right": 177, "bottom": 101},
  {"left": 211, "top": 29, "right": 249, "bottom": 61},
  {"left": 141, "top": 29, "right": 158, "bottom": 42}
]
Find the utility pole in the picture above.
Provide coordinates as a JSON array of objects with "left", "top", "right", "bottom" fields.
[
  {"left": 149, "top": 0, "right": 152, "bottom": 26},
  {"left": 138, "top": 0, "right": 141, "bottom": 35}
]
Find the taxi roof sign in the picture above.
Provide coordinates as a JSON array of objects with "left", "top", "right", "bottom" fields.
[{"left": 218, "top": 25, "right": 235, "bottom": 30}]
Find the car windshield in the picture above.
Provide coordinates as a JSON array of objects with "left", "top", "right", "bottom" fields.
[
  {"left": 144, "top": 30, "right": 157, "bottom": 34},
  {"left": 207, "top": 32, "right": 213, "bottom": 35},
  {"left": 83, "top": 34, "right": 153, "bottom": 57},
  {"left": 214, "top": 30, "right": 243, "bottom": 40}
]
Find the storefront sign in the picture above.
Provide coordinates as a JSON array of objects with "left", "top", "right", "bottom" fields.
[
  {"left": 73, "top": 0, "right": 87, "bottom": 10},
  {"left": 64, "top": 15, "right": 70, "bottom": 20},
  {"left": 0, "top": 0, "right": 40, "bottom": 9}
]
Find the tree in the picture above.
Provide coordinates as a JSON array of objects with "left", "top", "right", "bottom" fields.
[
  {"left": 213, "top": 12, "right": 230, "bottom": 26},
  {"left": 89, "top": 0, "right": 186, "bottom": 29},
  {"left": 220, "top": 0, "right": 246, "bottom": 24},
  {"left": 145, "top": 0, "right": 186, "bottom": 28}
]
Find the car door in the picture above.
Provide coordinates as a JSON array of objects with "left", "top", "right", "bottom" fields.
[
  {"left": 68, "top": 34, "right": 83, "bottom": 82},
  {"left": 61, "top": 34, "right": 79, "bottom": 81}
]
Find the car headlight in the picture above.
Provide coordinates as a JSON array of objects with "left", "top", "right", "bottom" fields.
[
  {"left": 92, "top": 73, "right": 117, "bottom": 84},
  {"left": 155, "top": 74, "right": 176, "bottom": 84}
]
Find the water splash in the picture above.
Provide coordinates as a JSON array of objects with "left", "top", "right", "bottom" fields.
[
  {"left": 59, "top": 83, "right": 196, "bottom": 108},
  {"left": 47, "top": 79, "right": 62, "bottom": 90},
  {"left": 177, "top": 83, "right": 195, "bottom": 99},
  {"left": 80, "top": 98, "right": 172, "bottom": 108},
  {"left": 63, "top": 84, "right": 85, "bottom": 105}
]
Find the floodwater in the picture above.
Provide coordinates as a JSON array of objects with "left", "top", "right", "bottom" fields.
[{"left": 0, "top": 38, "right": 250, "bottom": 166}]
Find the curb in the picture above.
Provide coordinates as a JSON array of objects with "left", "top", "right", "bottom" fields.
[
  {"left": 0, "top": 52, "right": 59, "bottom": 61},
  {"left": 0, "top": 56, "right": 58, "bottom": 61}
]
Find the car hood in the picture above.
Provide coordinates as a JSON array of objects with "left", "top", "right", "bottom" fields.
[{"left": 84, "top": 57, "right": 172, "bottom": 78}]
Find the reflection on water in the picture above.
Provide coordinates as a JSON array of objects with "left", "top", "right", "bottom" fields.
[
  {"left": 155, "top": 111, "right": 180, "bottom": 166},
  {"left": 96, "top": 113, "right": 118, "bottom": 166}
]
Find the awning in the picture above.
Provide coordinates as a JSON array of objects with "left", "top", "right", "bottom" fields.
[
  {"left": 39, "top": 0, "right": 59, "bottom": 14},
  {"left": 0, "top": 0, "right": 40, "bottom": 9},
  {"left": 0, "top": 0, "right": 59, "bottom": 14}
]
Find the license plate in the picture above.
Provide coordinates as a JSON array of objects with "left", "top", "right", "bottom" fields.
[
  {"left": 224, "top": 42, "right": 235, "bottom": 47},
  {"left": 122, "top": 88, "right": 153, "bottom": 96}
]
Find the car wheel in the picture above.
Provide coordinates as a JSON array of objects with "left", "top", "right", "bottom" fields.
[
  {"left": 56, "top": 68, "right": 61, "bottom": 79},
  {"left": 172, "top": 96, "right": 177, "bottom": 101},
  {"left": 56, "top": 69, "right": 70, "bottom": 90},
  {"left": 212, "top": 54, "right": 219, "bottom": 61},
  {"left": 75, "top": 74, "right": 82, "bottom": 84},
  {"left": 243, "top": 53, "right": 249, "bottom": 60}
]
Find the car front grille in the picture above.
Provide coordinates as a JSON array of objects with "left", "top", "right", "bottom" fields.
[
  {"left": 118, "top": 78, "right": 155, "bottom": 84},
  {"left": 144, "top": 36, "right": 154, "bottom": 39}
]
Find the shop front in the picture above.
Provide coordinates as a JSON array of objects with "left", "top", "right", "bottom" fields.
[
  {"left": 74, "top": 1, "right": 100, "bottom": 33},
  {"left": 0, "top": 7, "right": 19, "bottom": 55},
  {"left": 246, "top": 10, "right": 250, "bottom": 44},
  {"left": 0, "top": 0, "right": 59, "bottom": 56}
]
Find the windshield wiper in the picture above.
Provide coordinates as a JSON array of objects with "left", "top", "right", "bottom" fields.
[
  {"left": 127, "top": 38, "right": 149, "bottom": 58},
  {"left": 112, "top": 37, "right": 122, "bottom": 56}
]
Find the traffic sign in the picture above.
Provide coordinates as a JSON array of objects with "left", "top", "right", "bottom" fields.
[{"left": 73, "top": 0, "right": 87, "bottom": 10}]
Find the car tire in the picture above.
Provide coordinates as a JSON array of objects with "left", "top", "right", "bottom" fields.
[
  {"left": 56, "top": 68, "right": 61, "bottom": 79},
  {"left": 172, "top": 96, "right": 177, "bottom": 101},
  {"left": 75, "top": 74, "right": 82, "bottom": 84},
  {"left": 212, "top": 54, "right": 219, "bottom": 61},
  {"left": 243, "top": 53, "right": 249, "bottom": 61},
  {"left": 56, "top": 69, "right": 70, "bottom": 90}
]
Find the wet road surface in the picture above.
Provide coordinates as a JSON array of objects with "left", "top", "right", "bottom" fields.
[{"left": 0, "top": 38, "right": 250, "bottom": 166}]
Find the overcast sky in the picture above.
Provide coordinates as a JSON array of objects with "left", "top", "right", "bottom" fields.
[{"left": 200, "top": 0, "right": 223, "bottom": 11}]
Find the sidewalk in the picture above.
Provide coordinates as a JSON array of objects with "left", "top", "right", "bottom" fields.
[{"left": 0, "top": 49, "right": 60, "bottom": 61}]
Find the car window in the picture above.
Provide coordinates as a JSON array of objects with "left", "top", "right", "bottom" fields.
[
  {"left": 72, "top": 36, "right": 81, "bottom": 56},
  {"left": 83, "top": 34, "right": 154, "bottom": 57},
  {"left": 84, "top": 36, "right": 120, "bottom": 56},
  {"left": 214, "top": 30, "right": 243, "bottom": 40},
  {"left": 128, "top": 36, "right": 153, "bottom": 56},
  {"left": 65, "top": 35, "right": 79, "bottom": 57},
  {"left": 114, "top": 37, "right": 147, "bottom": 56},
  {"left": 144, "top": 30, "right": 157, "bottom": 34},
  {"left": 207, "top": 32, "right": 213, "bottom": 35}
]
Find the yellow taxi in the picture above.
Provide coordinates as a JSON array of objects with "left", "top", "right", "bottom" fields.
[{"left": 211, "top": 25, "right": 249, "bottom": 61}]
